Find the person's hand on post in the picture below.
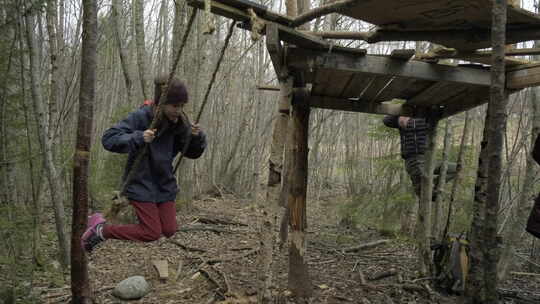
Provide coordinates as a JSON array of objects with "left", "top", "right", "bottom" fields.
[
  {"left": 143, "top": 129, "right": 157, "bottom": 143},
  {"left": 398, "top": 116, "right": 410, "bottom": 129},
  {"left": 191, "top": 124, "right": 202, "bottom": 136}
]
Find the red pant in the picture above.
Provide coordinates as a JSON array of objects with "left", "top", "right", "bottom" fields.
[{"left": 103, "top": 201, "right": 177, "bottom": 242}]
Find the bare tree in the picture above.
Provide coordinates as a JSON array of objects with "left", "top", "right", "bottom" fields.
[
  {"left": 70, "top": 0, "right": 97, "bottom": 302},
  {"left": 483, "top": 0, "right": 508, "bottom": 301},
  {"left": 111, "top": 0, "right": 134, "bottom": 103},
  {"left": 432, "top": 118, "right": 452, "bottom": 239},
  {"left": 133, "top": 0, "right": 148, "bottom": 100},
  {"left": 23, "top": 1, "right": 70, "bottom": 269}
]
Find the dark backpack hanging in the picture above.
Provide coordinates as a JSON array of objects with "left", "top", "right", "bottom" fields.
[{"left": 431, "top": 235, "right": 469, "bottom": 294}]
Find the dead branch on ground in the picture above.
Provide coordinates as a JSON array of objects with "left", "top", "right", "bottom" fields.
[{"left": 343, "top": 239, "right": 390, "bottom": 253}]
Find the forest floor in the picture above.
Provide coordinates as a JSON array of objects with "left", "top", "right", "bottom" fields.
[{"left": 34, "top": 187, "right": 540, "bottom": 304}]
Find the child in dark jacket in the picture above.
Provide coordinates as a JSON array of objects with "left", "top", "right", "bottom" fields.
[{"left": 81, "top": 76, "right": 207, "bottom": 252}]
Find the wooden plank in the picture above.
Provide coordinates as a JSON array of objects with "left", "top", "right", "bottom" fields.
[
  {"left": 440, "top": 87, "right": 489, "bottom": 118},
  {"left": 152, "top": 260, "right": 169, "bottom": 281},
  {"left": 273, "top": 23, "right": 367, "bottom": 54},
  {"left": 186, "top": 0, "right": 292, "bottom": 26},
  {"left": 415, "top": 48, "right": 529, "bottom": 67},
  {"left": 360, "top": 75, "right": 394, "bottom": 102},
  {"left": 266, "top": 23, "right": 286, "bottom": 80},
  {"left": 309, "top": 95, "right": 423, "bottom": 117},
  {"left": 376, "top": 78, "right": 434, "bottom": 101},
  {"left": 370, "top": 27, "right": 540, "bottom": 51},
  {"left": 340, "top": 74, "right": 378, "bottom": 98},
  {"left": 391, "top": 49, "right": 415, "bottom": 60},
  {"left": 311, "top": 69, "right": 354, "bottom": 97},
  {"left": 287, "top": 47, "right": 491, "bottom": 87},
  {"left": 341, "top": 0, "right": 540, "bottom": 32},
  {"left": 507, "top": 65, "right": 540, "bottom": 89},
  {"left": 407, "top": 82, "right": 466, "bottom": 106}
]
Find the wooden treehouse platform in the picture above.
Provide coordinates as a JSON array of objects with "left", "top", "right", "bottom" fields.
[
  {"left": 188, "top": 0, "right": 540, "bottom": 118},
  {"left": 187, "top": 0, "right": 540, "bottom": 298}
]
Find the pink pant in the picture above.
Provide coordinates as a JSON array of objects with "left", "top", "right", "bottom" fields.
[{"left": 103, "top": 201, "right": 177, "bottom": 242}]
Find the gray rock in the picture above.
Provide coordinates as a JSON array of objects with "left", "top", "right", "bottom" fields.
[{"left": 112, "top": 276, "right": 151, "bottom": 300}]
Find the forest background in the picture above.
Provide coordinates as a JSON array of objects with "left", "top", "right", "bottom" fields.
[{"left": 1, "top": 0, "right": 540, "bottom": 301}]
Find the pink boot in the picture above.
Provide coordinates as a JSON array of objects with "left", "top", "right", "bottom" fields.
[{"left": 81, "top": 213, "right": 106, "bottom": 253}]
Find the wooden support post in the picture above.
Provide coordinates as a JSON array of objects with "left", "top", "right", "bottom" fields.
[
  {"left": 287, "top": 88, "right": 312, "bottom": 298},
  {"left": 418, "top": 114, "right": 439, "bottom": 275}
]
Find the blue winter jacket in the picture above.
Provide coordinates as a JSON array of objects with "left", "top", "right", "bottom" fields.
[{"left": 102, "top": 106, "right": 207, "bottom": 203}]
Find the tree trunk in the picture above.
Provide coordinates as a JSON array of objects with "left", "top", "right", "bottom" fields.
[
  {"left": 157, "top": 0, "right": 169, "bottom": 74},
  {"left": 466, "top": 107, "right": 490, "bottom": 303},
  {"left": 484, "top": 1, "right": 507, "bottom": 302},
  {"left": 447, "top": 111, "right": 471, "bottom": 230},
  {"left": 24, "top": 4, "right": 70, "bottom": 269},
  {"left": 111, "top": 0, "right": 134, "bottom": 103},
  {"left": 70, "top": 0, "right": 97, "bottom": 303},
  {"left": 432, "top": 118, "right": 452, "bottom": 239},
  {"left": 287, "top": 89, "right": 312, "bottom": 298},
  {"left": 133, "top": 0, "right": 148, "bottom": 100},
  {"left": 417, "top": 117, "right": 438, "bottom": 274},
  {"left": 171, "top": 1, "right": 185, "bottom": 77},
  {"left": 45, "top": 0, "right": 60, "bottom": 139}
]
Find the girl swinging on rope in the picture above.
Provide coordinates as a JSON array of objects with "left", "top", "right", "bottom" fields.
[{"left": 81, "top": 76, "right": 207, "bottom": 252}]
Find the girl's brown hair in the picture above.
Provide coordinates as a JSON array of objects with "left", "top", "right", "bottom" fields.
[{"left": 153, "top": 75, "right": 188, "bottom": 105}]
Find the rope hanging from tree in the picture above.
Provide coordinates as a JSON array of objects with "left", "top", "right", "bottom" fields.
[{"left": 173, "top": 20, "right": 237, "bottom": 174}]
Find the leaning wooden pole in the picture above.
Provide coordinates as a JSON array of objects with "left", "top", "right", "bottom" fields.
[{"left": 287, "top": 88, "right": 312, "bottom": 297}]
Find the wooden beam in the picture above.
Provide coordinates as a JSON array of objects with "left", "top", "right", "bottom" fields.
[
  {"left": 186, "top": 0, "right": 292, "bottom": 26},
  {"left": 302, "top": 28, "right": 540, "bottom": 52},
  {"left": 290, "top": 0, "right": 360, "bottom": 28},
  {"left": 309, "top": 95, "right": 422, "bottom": 116},
  {"left": 271, "top": 22, "right": 366, "bottom": 54},
  {"left": 301, "top": 30, "right": 372, "bottom": 41},
  {"left": 369, "top": 28, "right": 540, "bottom": 51},
  {"left": 507, "top": 65, "right": 540, "bottom": 89},
  {"left": 440, "top": 87, "right": 489, "bottom": 118},
  {"left": 257, "top": 85, "right": 280, "bottom": 91},
  {"left": 391, "top": 49, "right": 415, "bottom": 60},
  {"left": 287, "top": 47, "right": 491, "bottom": 87},
  {"left": 266, "top": 23, "right": 286, "bottom": 80},
  {"left": 415, "top": 47, "right": 530, "bottom": 67},
  {"left": 407, "top": 82, "right": 466, "bottom": 106}
]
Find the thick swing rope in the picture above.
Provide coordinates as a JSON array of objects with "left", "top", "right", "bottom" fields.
[
  {"left": 173, "top": 20, "right": 236, "bottom": 174},
  {"left": 111, "top": 9, "right": 198, "bottom": 214}
]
